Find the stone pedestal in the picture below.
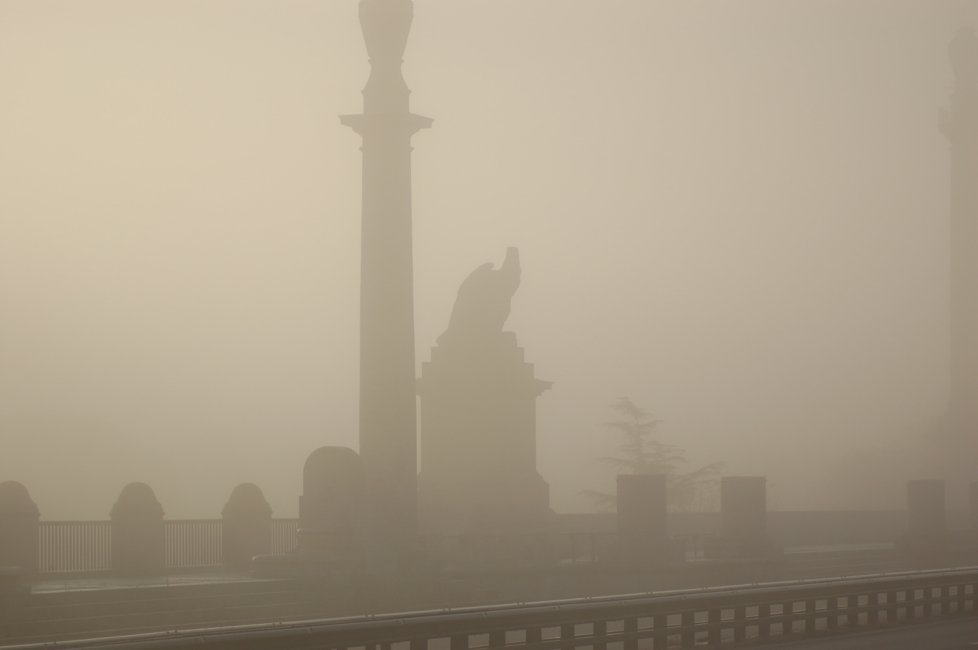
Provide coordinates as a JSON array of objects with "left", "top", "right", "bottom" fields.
[
  {"left": 706, "top": 476, "right": 777, "bottom": 558},
  {"left": 0, "top": 482, "right": 39, "bottom": 574},
  {"left": 110, "top": 483, "right": 164, "bottom": 576},
  {"left": 299, "top": 447, "right": 364, "bottom": 563},
  {"left": 418, "top": 331, "right": 551, "bottom": 535},
  {"left": 222, "top": 483, "right": 272, "bottom": 570},
  {"left": 617, "top": 474, "right": 675, "bottom": 563}
]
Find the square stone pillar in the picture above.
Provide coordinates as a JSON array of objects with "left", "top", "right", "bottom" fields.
[
  {"left": 705, "top": 476, "right": 776, "bottom": 558},
  {"left": 617, "top": 474, "right": 668, "bottom": 553},
  {"left": 721, "top": 476, "right": 767, "bottom": 544},
  {"left": 906, "top": 480, "right": 946, "bottom": 538}
]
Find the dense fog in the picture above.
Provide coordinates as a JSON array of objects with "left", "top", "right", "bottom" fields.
[{"left": 1, "top": 0, "right": 975, "bottom": 519}]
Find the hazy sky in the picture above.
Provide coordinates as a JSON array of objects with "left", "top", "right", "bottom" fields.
[{"left": 0, "top": 0, "right": 974, "bottom": 519}]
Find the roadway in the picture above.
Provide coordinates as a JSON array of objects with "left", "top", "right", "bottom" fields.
[{"left": 778, "top": 618, "right": 978, "bottom": 649}]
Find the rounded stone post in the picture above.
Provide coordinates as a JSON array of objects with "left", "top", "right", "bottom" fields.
[
  {"left": 222, "top": 483, "right": 272, "bottom": 570},
  {"left": 110, "top": 483, "right": 164, "bottom": 576},
  {"left": 299, "top": 447, "right": 364, "bottom": 560},
  {"left": 0, "top": 482, "right": 39, "bottom": 574}
]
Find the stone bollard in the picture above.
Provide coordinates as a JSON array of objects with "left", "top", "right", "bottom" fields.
[
  {"left": 906, "top": 479, "right": 946, "bottom": 538},
  {"left": 0, "top": 482, "right": 39, "bottom": 574},
  {"left": 222, "top": 483, "right": 272, "bottom": 570},
  {"left": 298, "top": 446, "right": 364, "bottom": 561},
  {"left": 617, "top": 474, "right": 668, "bottom": 560},
  {"left": 110, "top": 483, "right": 164, "bottom": 576}
]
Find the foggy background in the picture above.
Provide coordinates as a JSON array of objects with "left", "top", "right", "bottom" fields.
[{"left": 0, "top": 0, "right": 973, "bottom": 519}]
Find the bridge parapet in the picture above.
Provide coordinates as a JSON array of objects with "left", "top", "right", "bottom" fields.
[{"left": 18, "top": 566, "right": 978, "bottom": 649}]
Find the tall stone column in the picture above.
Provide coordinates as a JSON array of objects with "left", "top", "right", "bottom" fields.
[
  {"left": 341, "top": 0, "right": 431, "bottom": 560},
  {"left": 939, "top": 29, "right": 978, "bottom": 479}
]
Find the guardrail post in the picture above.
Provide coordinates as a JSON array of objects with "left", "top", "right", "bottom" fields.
[
  {"left": 826, "top": 597, "right": 838, "bottom": 631},
  {"left": 957, "top": 584, "right": 968, "bottom": 613},
  {"left": 526, "top": 625, "right": 542, "bottom": 649},
  {"left": 592, "top": 620, "right": 607, "bottom": 650},
  {"left": 863, "top": 593, "right": 874, "bottom": 626},
  {"left": 846, "top": 595, "right": 859, "bottom": 628},
  {"left": 555, "top": 624, "right": 570, "bottom": 649},
  {"left": 624, "top": 616, "right": 638, "bottom": 650},
  {"left": 450, "top": 634, "right": 468, "bottom": 650},
  {"left": 758, "top": 603, "right": 771, "bottom": 640},
  {"left": 707, "top": 608, "right": 721, "bottom": 645},
  {"left": 886, "top": 590, "right": 898, "bottom": 623},
  {"left": 679, "top": 611, "right": 694, "bottom": 647},
  {"left": 488, "top": 630, "right": 505, "bottom": 649},
  {"left": 110, "top": 482, "right": 164, "bottom": 576},
  {"left": 222, "top": 483, "right": 272, "bottom": 570},
  {"left": 560, "top": 623, "right": 575, "bottom": 650},
  {"left": 733, "top": 606, "right": 746, "bottom": 643},
  {"left": 781, "top": 600, "right": 793, "bottom": 636},
  {"left": 652, "top": 613, "right": 667, "bottom": 648},
  {"left": 0, "top": 482, "right": 39, "bottom": 575},
  {"left": 804, "top": 599, "right": 816, "bottom": 634}
]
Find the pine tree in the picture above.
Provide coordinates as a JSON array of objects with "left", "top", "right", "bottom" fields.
[{"left": 582, "top": 397, "right": 724, "bottom": 511}]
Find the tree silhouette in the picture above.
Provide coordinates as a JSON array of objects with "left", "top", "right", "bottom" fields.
[{"left": 582, "top": 397, "right": 724, "bottom": 511}]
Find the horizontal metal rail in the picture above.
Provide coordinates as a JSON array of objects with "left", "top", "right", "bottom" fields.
[{"left": 6, "top": 566, "right": 978, "bottom": 649}]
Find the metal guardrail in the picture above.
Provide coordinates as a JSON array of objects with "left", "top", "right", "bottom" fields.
[
  {"left": 34, "top": 521, "right": 625, "bottom": 575},
  {"left": 9, "top": 566, "right": 978, "bottom": 649}
]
